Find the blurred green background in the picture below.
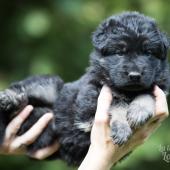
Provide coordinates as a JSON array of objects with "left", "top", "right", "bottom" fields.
[{"left": 0, "top": 0, "right": 170, "bottom": 170}]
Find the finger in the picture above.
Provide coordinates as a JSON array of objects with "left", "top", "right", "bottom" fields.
[
  {"left": 5, "top": 105, "right": 33, "bottom": 142},
  {"left": 10, "top": 113, "right": 53, "bottom": 151},
  {"left": 29, "top": 141, "right": 60, "bottom": 160},
  {"left": 95, "top": 85, "right": 112, "bottom": 123},
  {"left": 153, "top": 85, "right": 169, "bottom": 118}
]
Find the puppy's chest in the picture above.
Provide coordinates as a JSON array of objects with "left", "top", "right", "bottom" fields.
[{"left": 111, "top": 89, "right": 133, "bottom": 105}]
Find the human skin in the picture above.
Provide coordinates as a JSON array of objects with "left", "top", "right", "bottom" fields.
[{"left": 0, "top": 85, "right": 169, "bottom": 169}]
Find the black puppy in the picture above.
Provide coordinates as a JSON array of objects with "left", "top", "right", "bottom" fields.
[{"left": 0, "top": 12, "right": 169, "bottom": 166}]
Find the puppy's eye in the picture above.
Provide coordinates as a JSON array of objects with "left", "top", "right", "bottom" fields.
[
  {"left": 101, "top": 48, "right": 115, "bottom": 56},
  {"left": 116, "top": 51, "right": 126, "bottom": 55},
  {"left": 143, "top": 49, "right": 153, "bottom": 55},
  {"left": 147, "top": 50, "right": 152, "bottom": 55},
  {"left": 118, "top": 42, "right": 127, "bottom": 50},
  {"left": 101, "top": 49, "right": 124, "bottom": 56}
]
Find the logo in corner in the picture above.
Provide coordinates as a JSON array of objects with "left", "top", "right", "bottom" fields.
[{"left": 159, "top": 144, "right": 170, "bottom": 163}]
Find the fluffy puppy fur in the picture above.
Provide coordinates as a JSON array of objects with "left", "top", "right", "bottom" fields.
[{"left": 0, "top": 12, "right": 170, "bottom": 166}]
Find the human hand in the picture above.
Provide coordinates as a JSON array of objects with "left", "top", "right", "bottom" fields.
[
  {"left": 79, "top": 85, "right": 169, "bottom": 170},
  {"left": 0, "top": 105, "right": 60, "bottom": 160}
]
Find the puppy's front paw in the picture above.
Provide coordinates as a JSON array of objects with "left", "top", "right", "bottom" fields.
[
  {"left": 111, "top": 121, "right": 132, "bottom": 145},
  {"left": 127, "top": 103, "right": 154, "bottom": 128},
  {"left": 0, "top": 90, "right": 27, "bottom": 112}
]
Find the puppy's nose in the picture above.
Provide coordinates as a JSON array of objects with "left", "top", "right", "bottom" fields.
[{"left": 128, "top": 72, "right": 141, "bottom": 81}]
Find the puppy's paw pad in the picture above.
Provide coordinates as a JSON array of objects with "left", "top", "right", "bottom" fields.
[
  {"left": 111, "top": 121, "right": 132, "bottom": 146},
  {"left": 127, "top": 104, "right": 154, "bottom": 128}
]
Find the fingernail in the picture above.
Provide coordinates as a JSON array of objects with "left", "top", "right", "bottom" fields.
[
  {"left": 26, "top": 105, "right": 34, "bottom": 112},
  {"left": 103, "top": 85, "right": 111, "bottom": 92},
  {"left": 44, "top": 113, "right": 54, "bottom": 120}
]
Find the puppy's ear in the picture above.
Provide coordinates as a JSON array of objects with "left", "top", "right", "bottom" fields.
[
  {"left": 160, "top": 32, "right": 170, "bottom": 59},
  {"left": 92, "top": 19, "right": 116, "bottom": 50}
]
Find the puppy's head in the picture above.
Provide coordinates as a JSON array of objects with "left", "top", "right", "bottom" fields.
[{"left": 91, "top": 12, "right": 170, "bottom": 92}]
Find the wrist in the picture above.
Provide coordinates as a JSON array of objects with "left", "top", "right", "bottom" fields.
[{"left": 78, "top": 145, "right": 117, "bottom": 170}]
